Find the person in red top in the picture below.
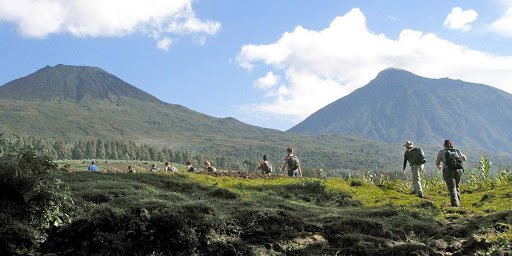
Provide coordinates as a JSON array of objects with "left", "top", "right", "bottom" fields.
[{"left": 279, "top": 147, "right": 302, "bottom": 177}]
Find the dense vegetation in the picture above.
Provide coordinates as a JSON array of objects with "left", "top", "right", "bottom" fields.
[
  {"left": 1, "top": 135, "right": 511, "bottom": 255},
  {"left": 10, "top": 135, "right": 512, "bottom": 179},
  {"left": 0, "top": 135, "right": 74, "bottom": 255}
]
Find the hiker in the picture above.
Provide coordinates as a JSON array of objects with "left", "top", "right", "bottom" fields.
[
  {"left": 402, "top": 141, "right": 426, "bottom": 198},
  {"left": 257, "top": 155, "right": 273, "bottom": 175},
  {"left": 149, "top": 163, "right": 160, "bottom": 172},
  {"left": 280, "top": 147, "right": 302, "bottom": 177},
  {"left": 164, "top": 161, "right": 178, "bottom": 172},
  {"left": 435, "top": 139, "right": 467, "bottom": 207},
  {"left": 204, "top": 161, "right": 217, "bottom": 173},
  {"left": 88, "top": 161, "right": 99, "bottom": 172},
  {"left": 186, "top": 161, "right": 198, "bottom": 173},
  {"left": 127, "top": 165, "right": 136, "bottom": 173}
]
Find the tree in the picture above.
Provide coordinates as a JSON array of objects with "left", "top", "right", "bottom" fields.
[
  {"left": 71, "top": 140, "right": 85, "bottom": 159},
  {"left": 95, "top": 139, "right": 105, "bottom": 159},
  {"left": 85, "top": 139, "right": 96, "bottom": 159},
  {"left": 54, "top": 140, "right": 71, "bottom": 160}
]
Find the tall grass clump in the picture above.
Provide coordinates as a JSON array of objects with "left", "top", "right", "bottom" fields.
[{"left": 463, "top": 156, "right": 512, "bottom": 192}]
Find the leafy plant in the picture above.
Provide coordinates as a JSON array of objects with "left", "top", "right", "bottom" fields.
[
  {"left": 0, "top": 134, "right": 74, "bottom": 255},
  {"left": 479, "top": 156, "right": 492, "bottom": 181}
]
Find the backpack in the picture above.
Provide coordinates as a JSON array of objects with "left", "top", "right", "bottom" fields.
[
  {"left": 207, "top": 166, "right": 217, "bottom": 173},
  {"left": 445, "top": 149, "right": 463, "bottom": 170},
  {"left": 262, "top": 161, "right": 272, "bottom": 174},
  {"left": 287, "top": 155, "right": 300, "bottom": 170},
  {"left": 169, "top": 166, "right": 178, "bottom": 172},
  {"left": 188, "top": 166, "right": 197, "bottom": 173},
  {"left": 408, "top": 148, "right": 427, "bottom": 165}
]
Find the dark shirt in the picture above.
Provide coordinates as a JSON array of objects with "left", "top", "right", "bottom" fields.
[{"left": 403, "top": 148, "right": 412, "bottom": 170}]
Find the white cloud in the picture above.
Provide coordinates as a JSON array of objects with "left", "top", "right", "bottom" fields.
[
  {"left": 443, "top": 7, "right": 478, "bottom": 32},
  {"left": 254, "top": 72, "right": 280, "bottom": 89},
  {"left": 490, "top": 8, "right": 512, "bottom": 37},
  {"left": 0, "top": 0, "right": 220, "bottom": 49},
  {"left": 488, "top": 0, "right": 512, "bottom": 37},
  {"left": 237, "top": 8, "right": 512, "bottom": 124},
  {"left": 157, "top": 37, "right": 173, "bottom": 51}
]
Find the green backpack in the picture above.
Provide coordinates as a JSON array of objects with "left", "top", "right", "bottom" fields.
[
  {"left": 445, "top": 149, "right": 463, "bottom": 170},
  {"left": 408, "top": 148, "right": 427, "bottom": 165},
  {"left": 287, "top": 155, "right": 300, "bottom": 170}
]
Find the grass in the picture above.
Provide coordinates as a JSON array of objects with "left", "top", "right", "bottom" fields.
[{"left": 41, "top": 160, "right": 512, "bottom": 255}]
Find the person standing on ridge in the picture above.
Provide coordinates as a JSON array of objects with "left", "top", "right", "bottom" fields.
[
  {"left": 402, "top": 141, "right": 426, "bottom": 198},
  {"left": 280, "top": 147, "right": 302, "bottom": 177},
  {"left": 435, "top": 139, "right": 467, "bottom": 207}
]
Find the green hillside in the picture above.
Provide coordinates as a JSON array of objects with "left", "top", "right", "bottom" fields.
[
  {"left": 0, "top": 65, "right": 420, "bottom": 171},
  {"left": 1, "top": 65, "right": 510, "bottom": 171},
  {"left": 289, "top": 68, "right": 512, "bottom": 154},
  {"left": 9, "top": 164, "right": 512, "bottom": 255},
  {"left": 2, "top": 136, "right": 511, "bottom": 255}
]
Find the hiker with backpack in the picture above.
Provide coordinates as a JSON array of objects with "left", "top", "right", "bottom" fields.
[
  {"left": 164, "top": 161, "right": 178, "bottom": 172},
  {"left": 280, "top": 147, "right": 302, "bottom": 177},
  {"left": 149, "top": 163, "right": 160, "bottom": 172},
  {"left": 204, "top": 161, "right": 217, "bottom": 173},
  {"left": 435, "top": 139, "right": 466, "bottom": 207},
  {"left": 186, "top": 161, "right": 198, "bottom": 173},
  {"left": 257, "top": 155, "right": 273, "bottom": 175},
  {"left": 402, "top": 141, "right": 426, "bottom": 198}
]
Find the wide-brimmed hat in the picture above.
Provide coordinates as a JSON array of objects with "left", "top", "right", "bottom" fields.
[{"left": 403, "top": 141, "right": 414, "bottom": 148}]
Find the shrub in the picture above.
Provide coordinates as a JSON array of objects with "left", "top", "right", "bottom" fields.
[{"left": 0, "top": 135, "right": 74, "bottom": 255}]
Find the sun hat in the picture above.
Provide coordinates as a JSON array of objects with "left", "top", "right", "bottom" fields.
[{"left": 403, "top": 141, "right": 414, "bottom": 148}]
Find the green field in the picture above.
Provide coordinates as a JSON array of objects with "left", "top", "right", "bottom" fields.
[
  {"left": 2, "top": 140, "right": 511, "bottom": 255},
  {"left": 42, "top": 162, "right": 512, "bottom": 255}
]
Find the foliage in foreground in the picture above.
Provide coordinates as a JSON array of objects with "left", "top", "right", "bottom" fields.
[
  {"left": 0, "top": 135, "right": 74, "bottom": 255},
  {"left": 38, "top": 165, "right": 512, "bottom": 255}
]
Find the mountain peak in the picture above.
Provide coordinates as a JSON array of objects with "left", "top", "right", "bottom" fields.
[
  {"left": 377, "top": 67, "right": 411, "bottom": 75},
  {"left": 370, "top": 68, "right": 420, "bottom": 85},
  {"left": 289, "top": 68, "right": 512, "bottom": 153},
  {"left": 0, "top": 64, "right": 159, "bottom": 102}
]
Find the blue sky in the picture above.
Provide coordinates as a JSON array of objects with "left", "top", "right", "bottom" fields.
[{"left": 1, "top": 0, "right": 512, "bottom": 131}]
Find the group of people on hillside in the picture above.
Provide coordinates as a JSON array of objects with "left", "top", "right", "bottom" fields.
[
  {"left": 87, "top": 147, "right": 303, "bottom": 178},
  {"left": 148, "top": 161, "right": 200, "bottom": 173},
  {"left": 403, "top": 139, "right": 466, "bottom": 207},
  {"left": 256, "top": 147, "right": 303, "bottom": 177},
  {"left": 87, "top": 140, "right": 464, "bottom": 207}
]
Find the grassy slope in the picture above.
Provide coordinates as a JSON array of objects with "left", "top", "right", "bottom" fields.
[
  {"left": 45, "top": 163, "right": 512, "bottom": 255},
  {"left": 0, "top": 98, "right": 408, "bottom": 171}
]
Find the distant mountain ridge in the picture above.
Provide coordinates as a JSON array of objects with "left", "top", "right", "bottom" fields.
[
  {"left": 0, "top": 64, "right": 424, "bottom": 170},
  {"left": 288, "top": 68, "right": 512, "bottom": 153},
  {"left": 0, "top": 64, "right": 158, "bottom": 102}
]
